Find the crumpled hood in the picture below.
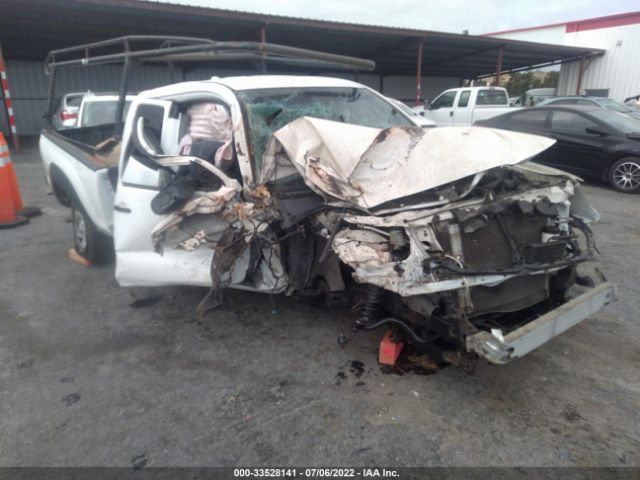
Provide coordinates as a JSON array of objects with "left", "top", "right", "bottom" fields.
[{"left": 266, "top": 117, "right": 556, "bottom": 209}]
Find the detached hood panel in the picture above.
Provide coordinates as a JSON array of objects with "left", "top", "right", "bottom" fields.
[{"left": 269, "top": 117, "right": 556, "bottom": 208}]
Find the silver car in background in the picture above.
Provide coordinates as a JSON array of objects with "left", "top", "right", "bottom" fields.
[
  {"left": 51, "top": 92, "right": 84, "bottom": 129},
  {"left": 539, "top": 96, "right": 640, "bottom": 121}
]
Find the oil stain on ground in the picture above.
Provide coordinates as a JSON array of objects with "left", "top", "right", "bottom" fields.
[
  {"left": 380, "top": 349, "right": 442, "bottom": 376},
  {"left": 335, "top": 360, "right": 367, "bottom": 386}
]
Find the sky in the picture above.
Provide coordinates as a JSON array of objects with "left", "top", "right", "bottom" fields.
[{"left": 152, "top": 0, "right": 638, "bottom": 34}]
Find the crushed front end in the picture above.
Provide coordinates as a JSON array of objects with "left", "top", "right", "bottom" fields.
[
  {"left": 157, "top": 116, "right": 617, "bottom": 366},
  {"left": 326, "top": 164, "right": 616, "bottom": 365},
  {"left": 263, "top": 119, "right": 617, "bottom": 366}
]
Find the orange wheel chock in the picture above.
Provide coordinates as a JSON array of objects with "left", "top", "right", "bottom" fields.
[{"left": 379, "top": 329, "right": 404, "bottom": 366}]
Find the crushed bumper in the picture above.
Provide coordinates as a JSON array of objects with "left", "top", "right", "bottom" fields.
[{"left": 466, "top": 282, "right": 617, "bottom": 364}]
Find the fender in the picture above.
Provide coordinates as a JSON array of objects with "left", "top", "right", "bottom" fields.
[{"left": 49, "top": 163, "right": 76, "bottom": 208}]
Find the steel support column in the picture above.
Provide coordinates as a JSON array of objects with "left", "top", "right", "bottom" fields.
[
  {"left": 415, "top": 39, "right": 424, "bottom": 106},
  {"left": 168, "top": 60, "right": 178, "bottom": 83},
  {"left": 575, "top": 56, "right": 593, "bottom": 95},
  {"left": 259, "top": 23, "right": 267, "bottom": 74},
  {"left": 576, "top": 57, "right": 584, "bottom": 95},
  {"left": 495, "top": 46, "right": 503, "bottom": 86}
]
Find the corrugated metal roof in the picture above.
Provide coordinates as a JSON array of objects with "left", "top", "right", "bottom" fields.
[{"left": 0, "top": 0, "right": 603, "bottom": 78}]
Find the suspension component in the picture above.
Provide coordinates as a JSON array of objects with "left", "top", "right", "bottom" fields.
[{"left": 359, "top": 285, "right": 383, "bottom": 323}]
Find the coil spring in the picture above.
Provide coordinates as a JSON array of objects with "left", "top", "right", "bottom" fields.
[{"left": 359, "top": 285, "right": 383, "bottom": 323}]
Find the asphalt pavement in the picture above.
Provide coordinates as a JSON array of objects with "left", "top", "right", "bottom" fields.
[{"left": 1, "top": 143, "right": 638, "bottom": 467}]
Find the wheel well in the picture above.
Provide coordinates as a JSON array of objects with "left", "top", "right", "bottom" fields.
[{"left": 49, "top": 164, "right": 77, "bottom": 208}]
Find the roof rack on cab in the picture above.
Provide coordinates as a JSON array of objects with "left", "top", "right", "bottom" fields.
[
  {"left": 44, "top": 35, "right": 374, "bottom": 73},
  {"left": 44, "top": 35, "right": 375, "bottom": 135}
]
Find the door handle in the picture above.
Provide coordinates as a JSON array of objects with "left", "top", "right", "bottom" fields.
[
  {"left": 114, "top": 203, "right": 131, "bottom": 213},
  {"left": 449, "top": 111, "right": 454, "bottom": 117}
]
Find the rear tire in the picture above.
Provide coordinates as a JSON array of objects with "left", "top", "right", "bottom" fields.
[
  {"left": 609, "top": 157, "right": 640, "bottom": 193},
  {"left": 71, "top": 202, "right": 113, "bottom": 265}
]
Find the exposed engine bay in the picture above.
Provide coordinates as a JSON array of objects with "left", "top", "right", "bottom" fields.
[{"left": 145, "top": 115, "right": 615, "bottom": 366}]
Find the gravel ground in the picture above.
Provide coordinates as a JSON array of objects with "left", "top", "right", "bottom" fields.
[{"left": 1, "top": 144, "right": 638, "bottom": 467}]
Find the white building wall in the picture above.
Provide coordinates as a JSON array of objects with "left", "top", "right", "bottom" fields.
[
  {"left": 556, "top": 61, "right": 580, "bottom": 96},
  {"left": 489, "top": 25, "right": 566, "bottom": 45},
  {"left": 561, "top": 23, "right": 640, "bottom": 101},
  {"left": 490, "top": 21, "right": 640, "bottom": 102}
]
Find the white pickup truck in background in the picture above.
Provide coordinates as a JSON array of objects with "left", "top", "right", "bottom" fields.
[
  {"left": 417, "top": 86, "right": 517, "bottom": 126},
  {"left": 76, "top": 93, "right": 135, "bottom": 128}
]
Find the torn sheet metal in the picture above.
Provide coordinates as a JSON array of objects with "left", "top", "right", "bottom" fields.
[
  {"left": 149, "top": 152, "right": 285, "bottom": 311},
  {"left": 331, "top": 226, "right": 546, "bottom": 297},
  {"left": 513, "top": 161, "right": 582, "bottom": 182},
  {"left": 151, "top": 186, "right": 240, "bottom": 251},
  {"left": 149, "top": 155, "right": 245, "bottom": 252},
  {"left": 179, "top": 229, "right": 209, "bottom": 251},
  {"left": 328, "top": 159, "right": 595, "bottom": 298},
  {"left": 196, "top": 227, "right": 251, "bottom": 315},
  {"left": 131, "top": 104, "right": 612, "bottom": 366},
  {"left": 266, "top": 117, "right": 555, "bottom": 208}
]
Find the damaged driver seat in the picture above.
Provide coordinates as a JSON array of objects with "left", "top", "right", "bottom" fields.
[{"left": 151, "top": 102, "right": 236, "bottom": 215}]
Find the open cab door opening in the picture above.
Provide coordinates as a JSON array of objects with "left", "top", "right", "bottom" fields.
[
  {"left": 113, "top": 97, "right": 285, "bottom": 300},
  {"left": 114, "top": 98, "right": 238, "bottom": 287}
]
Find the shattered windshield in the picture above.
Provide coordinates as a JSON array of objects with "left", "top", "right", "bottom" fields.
[{"left": 236, "top": 87, "right": 414, "bottom": 173}]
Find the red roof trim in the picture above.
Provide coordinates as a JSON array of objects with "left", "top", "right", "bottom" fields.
[
  {"left": 484, "top": 10, "right": 640, "bottom": 36},
  {"left": 565, "top": 12, "right": 640, "bottom": 32},
  {"left": 484, "top": 22, "right": 567, "bottom": 36}
]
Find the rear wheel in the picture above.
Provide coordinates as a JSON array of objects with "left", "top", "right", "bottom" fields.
[
  {"left": 71, "top": 202, "right": 113, "bottom": 265},
  {"left": 609, "top": 157, "right": 640, "bottom": 193}
]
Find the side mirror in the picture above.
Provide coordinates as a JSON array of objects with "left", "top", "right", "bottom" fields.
[{"left": 585, "top": 126, "right": 609, "bottom": 136}]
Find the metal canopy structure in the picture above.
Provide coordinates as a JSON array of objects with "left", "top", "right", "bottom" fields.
[{"left": 1, "top": 0, "right": 604, "bottom": 80}]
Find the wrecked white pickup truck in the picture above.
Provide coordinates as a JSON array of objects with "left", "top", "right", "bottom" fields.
[{"left": 40, "top": 37, "right": 616, "bottom": 367}]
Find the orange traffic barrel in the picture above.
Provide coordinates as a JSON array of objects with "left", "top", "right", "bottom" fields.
[
  {"left": 0, "top": 155, "right": 28, "bottom": 228},
  {"left": 0, "top": 132, "right": 41, "bottom": 218}
]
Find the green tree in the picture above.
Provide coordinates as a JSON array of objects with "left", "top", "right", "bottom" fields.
[
  {"left": 540, "top": 70, "right": 560, "bottom": 88},
  {"left": 506, "top": 71, "right": 540, "bottom": 97}
]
